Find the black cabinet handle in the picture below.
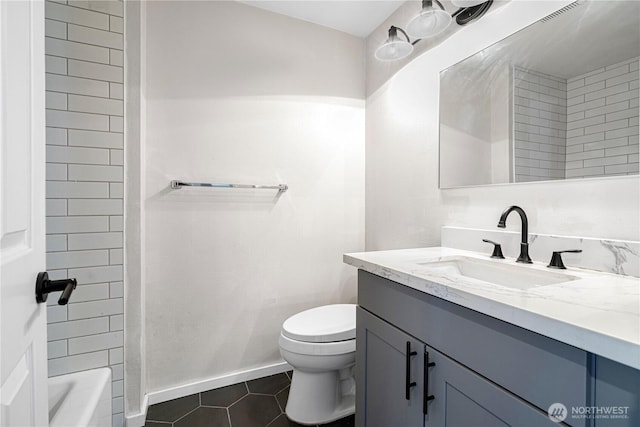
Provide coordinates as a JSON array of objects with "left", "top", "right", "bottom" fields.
[
  {"left": 405, "top": 341, "right": 417, "bottom": 400},
  {"left": 423, "top": 351, "right": 435, "bottom": 414},
  {"left": 35, "top": 272, "right": 77, "bottom": 305}
]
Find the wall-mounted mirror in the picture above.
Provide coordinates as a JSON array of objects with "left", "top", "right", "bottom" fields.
[{"left": 439, "top": 0, "right": 639, "bottom": 188}]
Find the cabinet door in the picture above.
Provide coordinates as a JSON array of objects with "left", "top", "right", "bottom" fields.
[
  {"left": 356, "top": 307, "right": 425, "bottom": 427},
  {"left": 425, "top": 345, "right": 559, "bottom": 427},
  {"left": 592, "top": 355, "right": 640, "bottom": 427}
]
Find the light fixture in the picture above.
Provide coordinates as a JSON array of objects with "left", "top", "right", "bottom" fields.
[
  {"left": 374, "top": 0, "right": 494, "bottom": 61},
  {"left": 454, "top": 0, "right": 493, "bottom": 26},
  {"left": 374, "top": 26, "right": 414, "bottom": 61},
  {"left": 406, "top": 0, "right": 452, "bottom": 39}
]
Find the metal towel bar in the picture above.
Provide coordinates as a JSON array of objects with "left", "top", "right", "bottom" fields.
[{"left": 170, "top": 180, "right": 288, "bottom": 192}]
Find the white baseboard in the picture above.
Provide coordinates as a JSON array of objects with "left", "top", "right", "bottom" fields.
[{"left": 125, "top": 362, "right": 291, "bottom": 427}]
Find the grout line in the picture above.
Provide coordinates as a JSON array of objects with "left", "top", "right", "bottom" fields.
[
  {"left": 47, "top": 71, "right": 125, "bottom": 86},
  {"left": 226, "top": 387, "right": 250, "bottom": 409},
  {"left": 45, "top": 52, "right": 123, "bottom": 68},
  {"left": 226, "top": 407, "right": 233, "bottom": 427},
  {"left": 274, "top": 391, "right": 285, "bottom": 414},
  {"left": 148, "top": 403, "right": 201, "bottom": 425},
  {"left": 273, "top": 383, "right": 291, "bottom": 395},
  {"left": 249, "top": 392, "right": 280, "bottom": 397},
  {"left": 46, "top": 1, "right": 121, "bottom": 20},
  {"left": 47, "top": 125, "right": 121, "bottom": 133},
  {"left": 144, "top": 419, "right": 172, "bottom": 426},
  {"left": 46, "top": 108, "right": 119, "bottom": 120},
  {"left": 50, "top": 36, "right": 123, "bottom": 52},
  {"left": 264, "top": 415, "right": 281, "bottom": 427},
  {"left": 66, "top": 20, "right": 124, "bottom": 34}
]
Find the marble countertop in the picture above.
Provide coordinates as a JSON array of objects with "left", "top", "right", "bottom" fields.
[{"left": 344, "top": 247, "right": 640, "bottom": 370}]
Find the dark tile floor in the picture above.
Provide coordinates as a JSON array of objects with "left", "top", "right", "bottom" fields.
[{"left": 145, "top": 372, "right": 355, "bottom": 427}]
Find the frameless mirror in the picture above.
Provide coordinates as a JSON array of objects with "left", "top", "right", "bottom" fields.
[{"left": 439, "top": 1, "right": 639, "bottom": 188}]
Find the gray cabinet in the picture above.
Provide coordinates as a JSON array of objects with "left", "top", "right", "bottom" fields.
[
  {"left": 592, "top": 356, "right": 640, "bottom": 427},
  {"left": 356, "top": 270, "right": 640, "bottom": 427},
  {"left": 425, "top": 341, "right": 559, "bottom": 427},
  {"left": 356, "top": 307, "right": 425, "bottom": 427},
  {"left": 357, "top": 307, "right": 558, "bottom": 427},
  {"left": 356, "top": 270, "right": 592, "bottom": 427}
]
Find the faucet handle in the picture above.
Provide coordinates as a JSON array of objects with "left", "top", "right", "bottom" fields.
[
  {"left": 482, "top": 239, "right": 505, "bottom": 259},
  {"left": 547, "top": 249, "right": 582, "bottom": 269}
]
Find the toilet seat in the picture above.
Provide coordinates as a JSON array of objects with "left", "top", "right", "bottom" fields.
[
  {"left": 282, "top": 304, "right": 356, "bottom": 343},
  {"left": 279, "top": 333, "right": 355, "bottom": 356}
]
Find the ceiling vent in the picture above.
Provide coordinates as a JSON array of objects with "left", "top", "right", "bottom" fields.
[{"left": 540, "top": 0, "right": 585, "bottom": 23}]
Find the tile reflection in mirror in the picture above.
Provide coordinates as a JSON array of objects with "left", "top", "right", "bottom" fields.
[{"left": 439, "top": 0, "right": 639, "bottom": 188}]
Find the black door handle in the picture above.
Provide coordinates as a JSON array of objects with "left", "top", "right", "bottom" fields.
[
  {"left": 423, "top": 351, "right": 435, "bottom": 414},
  {"left": 35, "top": 272, "right": 77, "bottom": 305},
  {"left": 405, "top": 341, "right": 417, "bottom": 400}
]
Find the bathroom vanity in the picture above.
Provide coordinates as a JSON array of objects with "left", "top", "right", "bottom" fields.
[{"left": 345, "top": 247, "right": 640, "bottom": 427}]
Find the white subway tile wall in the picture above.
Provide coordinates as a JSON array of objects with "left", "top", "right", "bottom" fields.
[
  {"left": 566, "top": 57, "right": 639, "bottom": 178},
  {"left": 514, "top": 59, "right": 640, "bottom": 182},
  {"left": 513, "top": 67, "right": 567, "bottom": 182},
  {"left": 44, "top": 1, "right": 124, "bottom": 425}
]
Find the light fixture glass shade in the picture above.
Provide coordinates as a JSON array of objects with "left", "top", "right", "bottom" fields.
[
  {"left": 406, "top": 5, "right": 452, "bottom": 38},
  {"left": 375, "top": 27, "right": 414, "bottom": 61},
  {"left": 451, "top": 0, "right": 486, "bottom": 7},
  {"left": 375, "top": 39, "right": 413, "bottom": 61}
]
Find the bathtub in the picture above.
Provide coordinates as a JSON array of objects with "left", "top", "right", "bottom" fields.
[{"left": 48, "top": 368, "right": 112, "bottom": 427}]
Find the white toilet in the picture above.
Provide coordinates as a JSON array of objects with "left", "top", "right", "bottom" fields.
[{"left": 278, "top": 304, "right": 356, "bottom": 425}]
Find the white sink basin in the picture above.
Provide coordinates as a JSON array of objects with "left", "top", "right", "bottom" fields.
[{"left": 418, "top": 256, "right": 578, "bottom": 290}]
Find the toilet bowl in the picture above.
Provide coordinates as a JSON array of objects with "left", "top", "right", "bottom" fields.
[{"left": 278, "top": 304, "right": 356, "bottom": 425}]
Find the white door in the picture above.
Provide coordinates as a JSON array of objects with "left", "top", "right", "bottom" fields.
[{"left": 0, "top": 1, "right": 48, "bottom": 426}]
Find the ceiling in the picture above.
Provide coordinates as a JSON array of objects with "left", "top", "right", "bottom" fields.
[{"left": 238, "top": 1, "right": 405, "bottom": 38}]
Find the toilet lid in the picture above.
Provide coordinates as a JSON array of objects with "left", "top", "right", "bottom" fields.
[{"left": 282, "top": 304, "right": 356, "bottom": 343}]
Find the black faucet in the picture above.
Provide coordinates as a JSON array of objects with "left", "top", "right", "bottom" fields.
[{"left": 497, "top": 205, "right": 532, "bottom": 264}]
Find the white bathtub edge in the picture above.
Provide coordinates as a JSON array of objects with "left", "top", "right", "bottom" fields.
[{"left": 49, "top": 368, "right": 112, "bottom": 427}]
